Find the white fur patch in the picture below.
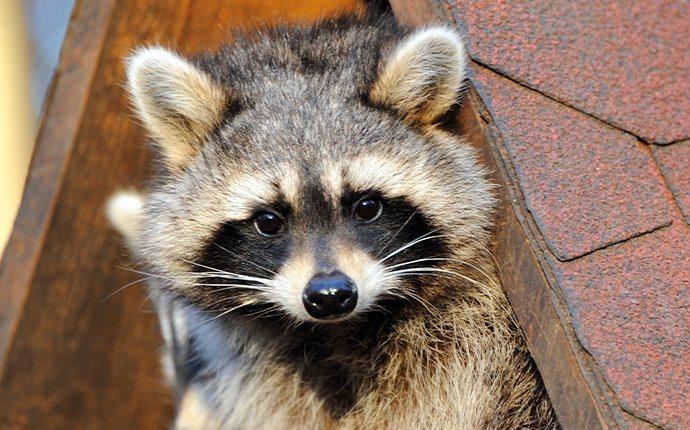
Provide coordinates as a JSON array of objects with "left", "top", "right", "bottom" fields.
[
  {"left": 106, "top": 190, "right": 144, "bottom": 241},
  {"left": 333, "top": 244, "right": 388, "bottom": 317},
  {"left": 278, "top": 167, "right": 302, "bottom": 209},
  {"left": 174, "top": 383, "right": 217, "bottom": 429},
  {"left": 271, "top": 251, "right": 315, "bottom": 321},
  {"left": 345, "top": 152, "right": 441, "bottom": 220},
  {"left": 319, "top": 160, "right": 344, "bottom": 202},
  {"left": 225, "top": 173, "right": 280, "bottom": 220}
]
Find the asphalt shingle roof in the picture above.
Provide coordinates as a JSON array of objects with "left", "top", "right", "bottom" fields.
[{"left": 448, "top": 1, "right": 690, "bottom": 428}]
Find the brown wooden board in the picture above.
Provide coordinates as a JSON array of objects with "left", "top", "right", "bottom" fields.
[{"left": 0, "top": 0, "right": 365, "bottom": 428}]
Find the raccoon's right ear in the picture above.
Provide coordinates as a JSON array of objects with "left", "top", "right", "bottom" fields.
[
  {"left": 126, "top": 47, "right": 227, "bottom": 172},
  {"left": 369, "top": 28, "right": 467, "bottom": 125}
]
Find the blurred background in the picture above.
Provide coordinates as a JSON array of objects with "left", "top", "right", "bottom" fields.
[{"left": 0, "top": 0, "right": 74, "bottom": 255}]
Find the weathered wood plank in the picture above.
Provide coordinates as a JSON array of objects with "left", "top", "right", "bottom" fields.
[
  {"left": 0, "top": 0, "right": 190, "bottom": 427},
  {"left": 0, "top": 0, "right": 117, "bottom": 379}
]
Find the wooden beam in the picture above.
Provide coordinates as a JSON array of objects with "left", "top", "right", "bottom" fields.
[
  {"left": 0, "top": 0, "right": 185, "bottom": 426},
  {"left": 0, "top": 0, "right": 116, "bottom": 378}
]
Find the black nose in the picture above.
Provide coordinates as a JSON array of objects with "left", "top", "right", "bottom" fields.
[{"left": 302, "top": 271, "right": 357, "bottom": 320}]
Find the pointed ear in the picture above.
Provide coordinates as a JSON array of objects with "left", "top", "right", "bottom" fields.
[
  {"left": 126, "top": 47, "right": 227, "bottom": 171},
  {"left": 369, "top": 28, "right": 467, "bottom": 124}
]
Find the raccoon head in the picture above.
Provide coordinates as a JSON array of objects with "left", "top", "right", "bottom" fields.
[{"left": 118, "top": 22, "right": 495, "bottom": 325}]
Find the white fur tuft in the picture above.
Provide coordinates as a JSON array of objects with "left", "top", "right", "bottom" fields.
[{"left": 106, "top": 190, "right": 144, "bottom": 242}]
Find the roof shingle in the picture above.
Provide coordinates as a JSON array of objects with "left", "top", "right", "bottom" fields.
[
  {"left": 472, "top": 66, "right": 672, "bottom": 261},
  {"left": 452, "top": 0, "right": 690, "bottom": 143},
  {"left": 445, "top": 1, "right": 690, "bottom": 427},
  {"left": 549, "top": 220, "right": 690, "bottom": 429},
  {"left": 653, "top": 141, "right": 690, "bottom": 224}
]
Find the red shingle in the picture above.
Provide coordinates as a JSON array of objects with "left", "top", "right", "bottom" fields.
[
  {"left": 653, "top": 141, "right": 690, "bottom": 224},
  {"left": 452, "top": 0, "right": 690, "bottom": 143},
  {"left": 549, "top": 221, "right": 690, "bottom": 429},
  {"left": 472, "top": 66, "right": 671, "bottom": 260}
]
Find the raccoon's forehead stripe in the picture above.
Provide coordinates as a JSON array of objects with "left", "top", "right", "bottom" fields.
[
  {"left": 225, "top": 167, "right": 301, "bottom": 220},
  {"left": 319, "top": 160, "right": 344, "bottom": 202},
  {"left": 224, "top": 153, "right": 446, "bottom": 223},
  {"left": 344, "top": 153, "right": 438, "bottom": 209},
  {"left": 225, "top": 173, "right": 281, "bottom": 219},
  {"left": 278, "top": 167, "right": 302, "bottom": 206}
]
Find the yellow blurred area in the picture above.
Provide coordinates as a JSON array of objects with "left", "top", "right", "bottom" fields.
[{"left": 0, "top": 0, "right": 35, "bottom": 253}]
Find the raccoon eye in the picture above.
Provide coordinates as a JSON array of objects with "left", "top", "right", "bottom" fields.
[
  {"left": 354, "top": 197, "right": 382, "bottom": 222},
  {"left": 254, "top": 212, "right": 283, "bottom": 236}
]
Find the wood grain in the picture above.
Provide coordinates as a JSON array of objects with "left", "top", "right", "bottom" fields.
[
  {"left": 0, "top": 0, "right": 366, "bottom": 428},
  {"left": 389, "top": 0, "right": 445, "bottom": 26},
  {"left": 0, "top": 0, "right": 117, "bottom": 379},
  {"left": 0, "top": 0, "right": 186, "bottom": 427}
]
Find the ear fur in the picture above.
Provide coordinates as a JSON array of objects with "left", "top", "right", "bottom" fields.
[
  {"left": 370, "top": 27, "right": 467, "bottom": 124},
  {"left": 126, "top": 47, "right": 227, "bottom": 171}
]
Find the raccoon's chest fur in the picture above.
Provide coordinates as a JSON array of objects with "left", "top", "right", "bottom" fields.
[{"left": 168, "top": 261, "right": 555, "bottom": 430}]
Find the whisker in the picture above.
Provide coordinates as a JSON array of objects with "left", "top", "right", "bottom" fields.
[
  {"left": 379, "top": 285, "right": 437, "bottom": 314},
  {"left": 121, "top": 267, "right": 183, "bottom": 284},
  {"left": 386, "top": 256, "right": 446, "bottom": 270},
  {"left": 212, "top": 242, "right": 277, "bottom": 275},
  {"left": 386, "top": 267, "right": 492, "bottom": 291},
  {"left": 378, "top": 229, "right": 438, "bottom": 261},
  {"left": 101, "top": 275, "right": 153, "bottom": 303},
  {"left": 386, "top": 256, "right": 496, "bottom": 283},
  {"left": 378, "top": 231, "right": 448, "bottom": 264},
  {"left": 184, "top": 271, "right": 274, "bottom": 286},
  {"left": 242, "top": 304, "right": 285, "bottom": 322},
  {"left": 178, "top": 259, "right": 274, "bottom": 284},
  {"left": 207, "top": 283, "right": 271, "bottom": 293},
  {"left": 122, "top": 267, "right": 271, "bottom": 289},
  {"left": 200, "top": 301, "right": 257, "bottom": 324},
  {"left": 375, "top": 208, "right": 419, "bottom": 258},
  {"left": 402, "top": 291, "right": 436, "bottom": 314},
  {"left": 186, "top": 270, "right": 272, "bottom": 279},
  {"left": 204, "top": 290, "right": 265, "bottom": 307},
  {"left": 381, "top": 272, "right": 454, "bottom": 281},
  {"left": 180, "top": 258, "right": 241, "bottom": 274}
]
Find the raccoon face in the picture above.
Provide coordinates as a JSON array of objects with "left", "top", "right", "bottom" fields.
[
  {"left": 188, "top": 177, "right": 445, "bottom": 323},
  {"left": 124, "top": 25, "right": 495, "bottom": 324}
]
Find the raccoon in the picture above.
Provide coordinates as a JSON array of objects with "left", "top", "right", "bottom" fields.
[{"left": 107, "top": 12, "right": 558, "bottom": 430}]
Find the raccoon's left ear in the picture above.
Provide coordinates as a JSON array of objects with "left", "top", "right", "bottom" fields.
[
  {"left": 370, "top": 28, "right": 467, "bottom": 124},
  {"left": 126, "top": 47, "right": 227, "bottom": 172}
]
